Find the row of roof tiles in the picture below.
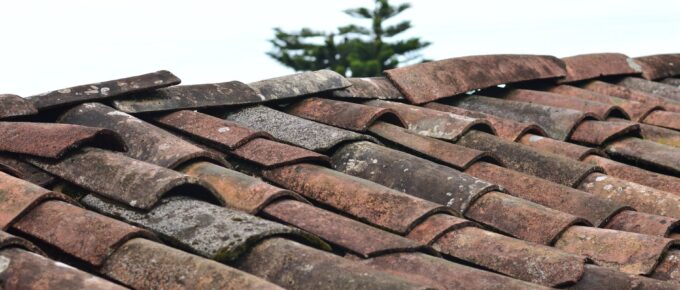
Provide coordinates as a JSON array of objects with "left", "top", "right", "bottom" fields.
[{"left": 1, "top": 52, "right": 680, "bottom": 289}]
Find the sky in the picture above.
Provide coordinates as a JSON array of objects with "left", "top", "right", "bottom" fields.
[{"left": 0, "top": 0, "right": 679, "bottom": 96}]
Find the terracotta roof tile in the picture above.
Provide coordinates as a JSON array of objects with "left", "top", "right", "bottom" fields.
[
  {"left": 332, "top": 77, "right": 405, "bottom": 100},
  {"left": 357, "top": 252, "right": 551, "bottom": 290},
  {"left": 367, "top": 121, "right": 500, "bottom": 169},
  {"left": 10, "top": 200, "right": 154, "bottom": 267},
  {"left": 547, "top": 84, "right": 662, "bottom": 121},
  {"left": 581, "top": 80, "right": 680, "bottom": 112},
  {"left": 101, "top": 238, "right": 284, "bottom": 290},
  {"left": 634, "top": 54, "right": 680, "bottom": 80},
  {"left": 263, "top": 162, "right": 452, "bottom": 234},
  {"left": 0, "top": 122, "right": 126, "bottom": 159},
  {"left": 0, "top": 230, "right": 44, "bottom": 255},
  {"left": 59, "top": 103, "right": 227, "bottom": 168},
  {"left": 365, "top": 100, "right": 495, "bottom": 141},
  {"left": 457, "top": 131, "right": 601, "bottom": 187},
  {"left": 331, "top": 141, "right": 499, "bottom": 216},
  {"left": 235, "top": 238, "right": 435, "bottom": 290},
  {"left": 433, "top": 226, "right": 586, "bottom": 286},
  {"left": 287, "top": 97, "right": 405, "bottom": 131},
  {"left": 262, "top": 199, "right": 427, "bottom": 258},
  {"left": 0, "top": 155, "right": 56, "bottom": 187},
  {"left": 233, "top": 137, "right": 330, "bottom": 167},
  {"left": 425, "top": 102, "right": 546, "bottom": 141},
  {"left": 154, "top": 110, "right": 271, "bottom": 150},
  {"left": 248, "top": 69, "right": 351, "bottom": 100},
  {"left": 634, "top": 121, "right": 680, "bottom": 149},
  {"left": 111, "top": 80, "right": 262, "bottom": 113},
  {"left": 606, "top": 137, "right": 680, "bottom": 175},
  {"left": 615, "top": 76, "right": 680, "bottom": 103},
  {"left": 384, "top": 54, "right": 566, "bottom": 104},
  {"left": 501, "top": 88, "right": 630, "bottom": 120},
  {"left": 554, "top": 225, "right": 675, "bottom": 275},
  {"left": 560, "top": 53, "right": 642, "bottom": 83},
  {"left": 579, "top": 173, "right": 680, "bottom": 218},
  {"left": 225, "top": 105, "right": 376, "bottom": 152},
  {"left": 583, "top": 154, "right": 680, "bottom": 195},
  {"left": 573, "top": 264, "right": 680, "bottom": 290},
  {"left": 0, "top": 248, "right": 128, "bottom": 290},
  {"left": 518, "top": 133, "right": 603, "bottom": 161},
  {"left": 29, "top": 148, "right": 221, "bottom": 210},
  {"left": 28, "top": 70, "right": 180, "bottom": 111},
  {"left": 603, "top": 210, "right": 680, "bottom": 238},
  {"left": 0, "top": 94, "right": 38, "bottom": 119},
  {"left": 81, "top": 195, "right": 328, "bottom": 261},
  {"left": 569, "top": 120, "right": 640, "bottom": 146},
  {"left": 0, "top": 171, "right": 71, "bottom": 230},
  {"left": 180, "top": 161, "right": 305, "bottom": 214},
  {"left": 641, "top": 110, "right": 680, "bottom": 131},
  {"left": 452, "top": 95, "right": 592, "bottom": 141},
  {"left": 465, "top": 161, "right": 629, "bottom": 227}
]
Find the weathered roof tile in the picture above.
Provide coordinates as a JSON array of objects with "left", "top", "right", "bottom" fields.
[
  {"left": 0, "top": 248, "right": 128, "bottom": 290},
  {"left": 0, "top": 94, "right": 38, "bottom": 119},
  {"left": 224, "top": 105, "right": 376, "bottom": 152},
  {"left": 0, "top": 171, "right": 71, "bottom": 230},
  {"left": 263, "top": 163, "right": 452, "bottom": 234},
  {"left": 634, "top": 54, "right": 680, "bottom": 80},
  {"left": 29, "top": 148, "right": 221, "bottom": 210},
  {"left": 451, "top": 95, "right": 591, "bottom": 141},
  {"left": 59, "top": 103, "right": 226, "bottom": 168},
  {"left": 29, "top": 70, "right": 180, "bottom": 111},
  {"left": 332, "top": 77, "right": 405, "bottom": 100},
  {"left": 287, "top": 97, "right": 405, "bottom": 132},
  {"left": 425, "top": 102, "right": 546, "bottom": 141},
  {"left": 384, "top": 54, "right": 566, "bottom": 104},
  {"left": 366, "top": 99, "right": 494, "bottom": 141},
  {"left": 560, "top": 53, "right": 641, "bottom": 83},
  {"left": 249, "top": 69, "right": 351, "bottom": 100},
  {"left": 11, "top": 200, "right": 155, "bottom": 267},
  {"left": 154, "top": 110, "right": 271, "bottom": 150},
  {"left": 0, "top": 122, "right": 126, "bottom": 159}
]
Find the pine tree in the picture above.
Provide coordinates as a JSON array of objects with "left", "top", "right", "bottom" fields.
[{"left": 268, "top": 0, "right": 430, "bottom": 77}]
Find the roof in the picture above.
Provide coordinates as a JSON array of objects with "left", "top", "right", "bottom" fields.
[{"left": 2, "top": 52, "right": 680, "bottom": 289}]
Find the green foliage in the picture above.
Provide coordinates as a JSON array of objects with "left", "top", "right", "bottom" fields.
[{"left": 267, "top": 0, "right": 430, "bottom": 77}]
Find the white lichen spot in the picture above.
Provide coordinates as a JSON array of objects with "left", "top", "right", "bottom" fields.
[
  {"left": 371, "top": 159, "right": 378, "bottom": 164},
  {"left": 154, "top": 80, "right": 164, "bottom": 85},
  {"left": 130, "top": 200, "right": 138, "bottom": 207},
  {"left": 258, "top": 94, "right": 267, "bottom": 101},
  {"left": 84, "top": 85, "right": 100, "bottom": 95},
  {"left": 58, "top": 88, "right": 72, "bottom": 94},
  {"left": 158, "top": 143, "right": 170, "bottom": 150},
  {"left": 55, "top": 261, "right": 76, "bottom": 269},
  {"left": 595, "top": 175, "right": 608, "bottom": 182},
  {"left": 100, "top": 87, "right": 110, "bottom": 96},
  {"left": 218, "top": 127, "right": 231, "bottom": 133},
  {"left": 528, "top": 135, "right": 544, "bottom": 142},
  {"left": 403, "top": 168, "right": 409, "bottom": 172},
  {"left": 107, "top": 111, "right": 131, "bottom": 117},
  {"left": 603, "top": 184, "right": 614, "bottom": 191},
  {"left": 626, "top": 58, "right": 643, "bottom": 73},
  {"left": 0, "top": 256, "right": 9, "bottom": 273},
  {"left": 447, "top": 176, "right": 453, "bottom": 180},
  {"left": 300, "top": 264, "right": 314, "bottom": 271},
  {"left": 445, "top": 192, "right": 453, "bottom": 197}
]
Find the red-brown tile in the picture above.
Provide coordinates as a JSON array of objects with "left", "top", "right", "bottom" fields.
[
  {"left": 232, "top": 138, "right": 329, "bottom": 168},
  {"left": 0, "top": 122, "right": 125, "bottom": 159},
  {"left": 583, "top": 154, "right": 680, "bottom": 195},
  {"left": 569, "top": 120, "right": 639, "bottom": 146},
  {"left": 560, "top": 53, "right": 641, "bottom": 83},
  {"left": 0, "top": 171, "right": 71, "bottom": 230},
  {"left": 518, "top": 134, "right": 602, "bottom": 160},
  {"left": 0, "top": 94, "right": 38, "bottom": 119},
  {"left": 634, "top": 54, "right": 680, "bottom": 80},
  {"left": 287, "top": 97, "right": 405, "bottom": 131},
  {"left": 384, "top": 54, "right": 566, "bottom": 104}
]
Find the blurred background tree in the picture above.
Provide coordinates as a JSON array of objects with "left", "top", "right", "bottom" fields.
[{"left": 267, "top": 0, "right": 430, "bottom": 77}]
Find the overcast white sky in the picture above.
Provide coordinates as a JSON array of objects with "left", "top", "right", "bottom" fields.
[{"left": 1, "top": 0, "right": 679, "bottom": 96}]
